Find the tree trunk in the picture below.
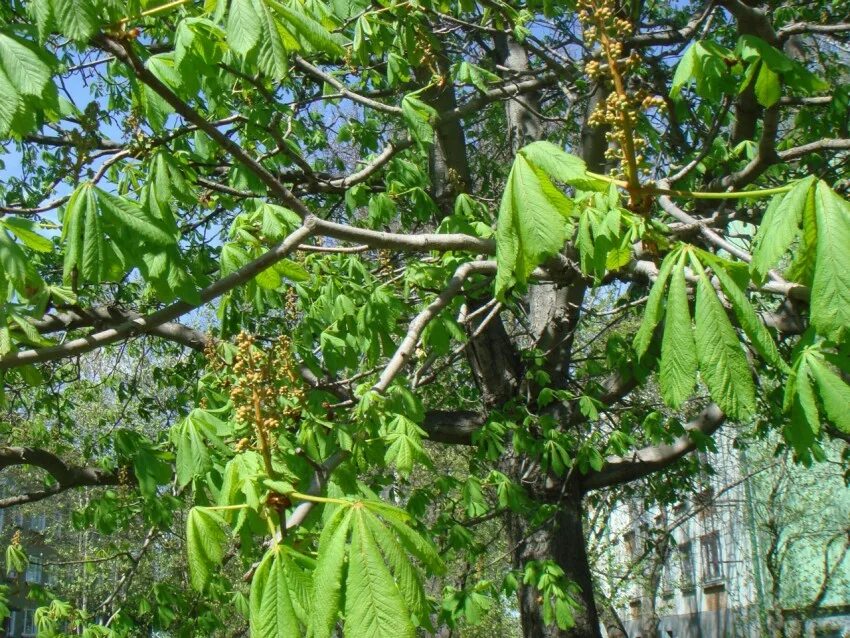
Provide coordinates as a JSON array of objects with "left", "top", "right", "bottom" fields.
[
  {"left": 491, "top": 31, "right": 606, "bottom": 638},
  {"left": 503, "top": 470, "right": 603, "bottom": 638}
]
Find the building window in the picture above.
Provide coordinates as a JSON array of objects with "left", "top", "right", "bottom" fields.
[
  {"left": 8, "top": 609, "right": 18, "bottom": 635},
  {"left": 22, "top": 608, "right": 36, "bottom": 637},
  {"left": 25, "top": 556, "right": 42, "bottom": 584},
  {"left": 701, "top": 532, "right": 723, "bottom": 582},
  {"left": 623, "top": 530, "right": 637, "bottom": 561},
  {"left": 661, "top": 554, "right": 675, "bottom": 594},
  {"left": 28, "top": 513, "right": 46, "bottom": 532},
  {"left": 678, "top": 542, "right": 695, "bottom": 589}
]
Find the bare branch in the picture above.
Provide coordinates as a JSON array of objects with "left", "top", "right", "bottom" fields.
[
  {"left": 373, "top": 260, "right": 496, "bottom": 393},
  {"left": 31, "top": 307, "right": 207, "bottom": 351}
]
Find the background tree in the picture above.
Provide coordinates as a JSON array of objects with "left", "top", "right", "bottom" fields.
[{"left": 0, "top": 0, "right": 848, "bottom": 637}]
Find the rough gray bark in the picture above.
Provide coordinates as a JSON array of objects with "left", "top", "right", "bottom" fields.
[{"left": 493, "top": 32, "right": 604, "bottom": 638}]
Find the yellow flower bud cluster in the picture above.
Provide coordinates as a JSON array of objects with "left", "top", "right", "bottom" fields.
[
  {"left": 577, "top": 0, "right": 665, "bottom": 184},
  {"left": 205, "top": 331, "right": 307, "bottom": 458},
  {"left": 284, "top": 288, "right": 299, "bottom": 322}
]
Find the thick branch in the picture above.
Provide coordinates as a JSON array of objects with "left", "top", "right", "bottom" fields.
[
  {"left": 421, "top": 410, "right": 486, "bottom": 445},
  {"left": 778, "top": 138, "right": 850, "bottom": 161},
  {"left": 32, "top": 307, "right": 207, "bottom": 351},
  {"left": 580, "top": 404, "right": 726, "bottom": 491},
  {"left": 0, "top": 447, "right": 122, "bottom": 508}
]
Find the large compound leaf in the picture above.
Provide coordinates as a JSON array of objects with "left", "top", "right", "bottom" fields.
[
  {"left": 495, "top": 153, "right": 570, "bottom": 297},
  {"left": 250, "top": 547, "right": 301, "bottom": 638},
  {"left": 363, "top": 512, "right": 433, "bottom": 630},
  {"left": 0, "top": 32, "right": 52, "bottom": 97},
  {"left": 227, "top": 0, "right": 262, "bottom": 55},
  {"left": 52, "top": 0, "right": 98, "bottom": 42},
  {"left": 186, "top": 507, "right": 228, "bottom": 591},
  {"left": 810, "top": 182, "right": 850, "bottom": 340},
  {"left": 271, "top": 0, "right": 346, "bottom": 58},
  {"left": 702, "top": 251, "right": 785, "bottom": 369},
  {"left": 310, "top": 506, "right": 352, "bottom": 638},
  {"left": 344, "top": 508, "right": 414, "bottom": 638},
  {"left": 807, "top": 355, "right": 850, "bottom": 434},
  {"left": 633, "top": 249, "right": 679, "bottom": 357},
  {"left": 659, "top": 254, "right": 697, "bottom": 408},
  {"left": 750, "top": 176, "right": 813, "bottom": 283},
  {"left": 94, "top": 187, "right": 175, "bottom": 247},
  {"left": 518, "top": 141, "right": 608, "bottom": 191},
  {"left": 692, "top": 257, "right": 755, "bottom": 419}
]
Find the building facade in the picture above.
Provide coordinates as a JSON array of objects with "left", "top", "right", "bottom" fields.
[{"left": 600, "top": 432, "right": 850, "bottom": 638}]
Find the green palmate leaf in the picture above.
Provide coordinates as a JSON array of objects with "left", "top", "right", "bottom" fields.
[
  {"left": 274, "top": 258, "right": 309, "bottom": 282},
  {"left": 753, "top": 62, "right": 780, "bottom": 107},
  {"left": 5, "top": 544, "right": 26, "bottom": 575},
  {"left": 186, "top": 507, "right": 228, "bottom": 591},
  {"left": 61, "top": 184, "right": 88, "bottom": 282},
  {"left": 81, "top": 189, "right": 106, "bottom": 281},
  {"left": 517, "top": 141, "right": 607, "bottom": 191},
  {"left": 495, "top": 154, "right": 570, "bottom": 297},
  {"left": 0, "top": 69, "right": 19, "bottom": 136},
  {"left": 0, "top": 32, "right": 52, "bottom": 97},
  {"left": 806, "top": 355, "right": 850, "bottom": 434},
  {"left": 633, "top": 249, "right": 679, "bottom": 357},
  {"left": 271, "top": 0, "right": 346, "bottom": 58},
  {"left": 786, "top": 179, "right": 818, "bottom": 284},
  {"left": 344, "top": 508, "right": 415, "bottom": 638},
  {"left": 810, "top": 182, "right": 850, "bottom": 340},
  {"left": 692, "top": 258, "right": 755, "bottom": 419},
  {"left": 227, "top": 0, "right": 262, "bottom": 55},
  {"left": 670, "top": 43, "right": 696, "bottom": 99},
  {"left": 669, "top": 40, "right": 736, "bottom": 101},
  {"left": 28, "top": 0, "right": 54, "bottom": 43},
  {"left": 2, "top": 217, "right": 51, "bottom": 253},
  {"left": 0, "top": 228, "right": 38, "bottom": 295},
  {"left": 250, "top": 547, "right": 301, "bottom": 638},
  {"left": 93, "top": 187, "right": 174, "bottom": 246},
  {"left": 219, "top": 451, "right": 263, "bottom": 513},
  {"left": 401, "top": 95, "right": 436, "bottom": 146},
  {"left": 220, "top": 242, "right": 251, "bottom": 276},
  {"left": 310, "top": 506, "right": 352, "bottom": 638},
  {"left": 370, "top": 506, "right": 445, "bottom": 576},
  {"left": 173, "top": 409, "right": 231, "bottom": 487},
  {"left": 362, "top": 511, "right": 433, "bottom": 631},
  {"left": 252, "top": 0, "right": 295, "bottom": 80},
  {"left": 659, "top": 255, "right": 697, "bottom": 408},
  {"left": 384, "top": 414, "right": 428, "bottom": 476},
  {"left": 702, "top": 252, "right": 785, "bottom": 369},
  {"left": 52, "top": 0, "right": 98, "bottom": 42},
  {"left": 283, "top": 549, "right": 314, "bottom": 626},
  {"left": 456, "top": 61, "right": 500, "bottom": 92},
  {"left": 794, "top": 358, "right": 820, "bottom": 434},
  {"left": 260, "top": 203, "right": 300, "bottom": 240},
  {"left": 751, "top": 177, "right": 813, "bottom": 282}
]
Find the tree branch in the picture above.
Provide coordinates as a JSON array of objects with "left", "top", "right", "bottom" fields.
[
  {"left": 31, "top": 307, "right": 207, "bottom": 351},
  {"left": 98, "top": 36, "right": 312, "bottom": 218},
  {"left": 580, "top": 404, "right": 726, "bottom": 491},
  {"left": 0, "top": 222, "right": 315, "bottom": 369},
  {"left": 0, "top": 447, "right": 123, "bottom": 508}
]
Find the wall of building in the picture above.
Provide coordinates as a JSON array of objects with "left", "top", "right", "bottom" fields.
[{"left": 599, "top": 432, "right": 850, "bottom": 638}]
